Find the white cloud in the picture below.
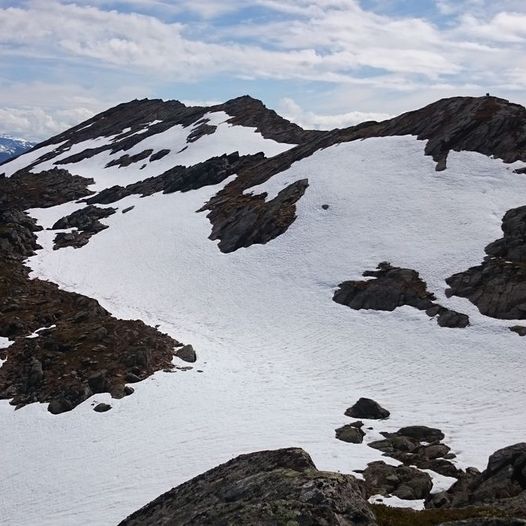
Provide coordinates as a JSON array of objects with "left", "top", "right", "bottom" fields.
[
  {"left": 0, "top": 0, "right": 525, "bottom": 139},
  {"left": 278, "top": 97, "right": 391, "bottom": 129}
]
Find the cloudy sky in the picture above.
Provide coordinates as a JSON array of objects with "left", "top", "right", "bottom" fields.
[{"left": 1, "top": 0, "right": 525, "bottom": 139}]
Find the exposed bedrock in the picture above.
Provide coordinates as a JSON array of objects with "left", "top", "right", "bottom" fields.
[
  {"left": 333, "top": 262, "right": 469, "bottom": 328},
  {"left": 427, "top": 443, "right": 526, "bottom": 517},
  {"left": 117, "top": 448, "right": 377, "bottom": 526},
  {"left": 447, "top": 206, "right": 526, "bottom": 319}
]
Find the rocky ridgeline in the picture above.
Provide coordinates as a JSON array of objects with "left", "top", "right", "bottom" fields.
[
  {"left": 0, "top": 168, "right": 194, "bottom": 414},
  {"left": 333, "top": 262, "right": 469, "bottom": 328}
]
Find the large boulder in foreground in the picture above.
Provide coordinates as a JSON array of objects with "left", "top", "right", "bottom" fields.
[
  {"left": 427, "top": 443, "right": 526, "bottom": 516},
  {"left": 118, "top": 448, "right": 377, "bottom": 526}
]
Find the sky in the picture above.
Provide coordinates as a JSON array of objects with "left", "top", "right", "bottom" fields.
[{"left": 0, "top": 0, "right": 526, "bottom": 140}]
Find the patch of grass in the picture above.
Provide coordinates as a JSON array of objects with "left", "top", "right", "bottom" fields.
[{"left": 371, "top": 504, "right": 513, "bottom": 526}]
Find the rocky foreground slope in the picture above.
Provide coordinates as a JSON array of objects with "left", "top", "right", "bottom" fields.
[{"left": 117, "top": 445, "right": 526, "bottom": 525}]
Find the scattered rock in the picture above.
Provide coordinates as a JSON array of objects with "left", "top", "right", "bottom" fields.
[
  {"left": 48, "top": 397, "right": 73, "bottom": 415},
  {"left": 175, "top": 344, "right": 197, "bottom": 363},
  {"left": 345, "top": 397, "right": 390, "bottom": 420},
  {"left": 322, "top": 204, "right": 329, "bottom": 210},
  {"left": 363, "top": 460, "right": 433, "bottom": 500},
  {"left": 93, "top": 403, "right": 111, "bottom": 413},
  {"left": 122, "top": 206, "right": 134, "bottom": 214},
  {"left": 335, "top": 424, "right": 366, "bottom": 444},
  {"left": 510, "top": 326, "right": 526, "bottom": 336},
  {"left": 117, "top": 448, "right": 377, "bottom": 526}
]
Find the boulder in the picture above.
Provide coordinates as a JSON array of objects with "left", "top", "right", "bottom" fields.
[
  {"left": 345, "top": 397, "right": 390, "bottom": 419},
  {"left": 335, "top": 424, "right": 365, "bottom": 444},
  {"left": 175, "top": 344, "right": 197, "bottom": 363},
  {"left": 93, "top": 403, "right": 111, "bottom": 413},
  {"left": 117, "top": 448, "right": 377, "bottom": 526}
]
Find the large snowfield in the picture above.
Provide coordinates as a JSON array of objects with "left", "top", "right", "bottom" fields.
[{"left": 1, "top": 125, "right": 526, "bottom": 525}]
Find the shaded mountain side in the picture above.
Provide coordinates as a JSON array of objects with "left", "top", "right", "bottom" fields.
[{"left": 0, "top": 168, "right": 190, "bottom": 414}]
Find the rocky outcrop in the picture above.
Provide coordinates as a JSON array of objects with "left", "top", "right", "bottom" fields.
[
  {"left": 52, "top": 205, "right": 116, "bottom": 250},
  {"left": 345, "top": 398, "right": 390, "bottom": 420},
  {"left": 334, "top": 263, "right": 469, "bottom": 328},
  {"left": 204, "top": 178, "right": 309, "bottom": 253},
  {"left": 427, "top": 443, "right": 526, "bottom": 516},
  {"left": 118, "top": 448, "right": 377, "bottom": 526},
  {"left": 106, "top": 149, "right": 154, "bottom": 168},
  {"left": 369, "top": 96, "right": 526, "bottom": 170},
  {"left": 447, "top": 206, "right": 526, "bottom": 319}
]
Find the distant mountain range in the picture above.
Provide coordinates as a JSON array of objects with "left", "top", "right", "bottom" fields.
[{"left": 0, "top": 135, "right": 34, "bottom": 163}]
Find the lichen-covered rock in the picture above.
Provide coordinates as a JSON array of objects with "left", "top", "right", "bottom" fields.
[{"left": 118, "top": 448, "right": 377, "bottom": 526}]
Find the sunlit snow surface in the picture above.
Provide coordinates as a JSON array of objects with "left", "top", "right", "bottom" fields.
[{"left": 2, "top": 136, "right": 526, "bottom": 525}]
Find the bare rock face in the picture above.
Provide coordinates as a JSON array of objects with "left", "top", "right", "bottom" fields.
[
  {"left": 117, "top": 448, "right": 377, "bottom": 526},
  {"left": 427, "top": 443, "right": 526, "bottom": 516}
]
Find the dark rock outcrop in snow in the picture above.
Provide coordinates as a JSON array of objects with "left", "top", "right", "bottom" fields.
[
  {"left": 334, "top": 262, "right": 469, "bottom": 328},
  {"left": 52, "top": 205, "right": 116, "bottom": 250},
  {"left": 345, "top": 398, "right": 390, "bottom": 420},
  {"left": 427, "top": 443, "right": 526, "bottom": 516},
  {"left": 447, "top": 206, "right": 526, "bottom": 319},
  {"left": 118, "top": 448, "right": 377, "bottom": 526}
]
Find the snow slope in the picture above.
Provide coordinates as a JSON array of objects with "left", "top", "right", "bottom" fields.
[
  {"left": 0, "top": 111, "right": 294, "bottom": 189},
  {"left": 2, "top": 136, "right": 526, "bottom": 525}
]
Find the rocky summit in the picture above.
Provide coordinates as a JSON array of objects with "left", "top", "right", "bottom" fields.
[{"left": 1, "top": 94, "right": 526, "bottom": 525}]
